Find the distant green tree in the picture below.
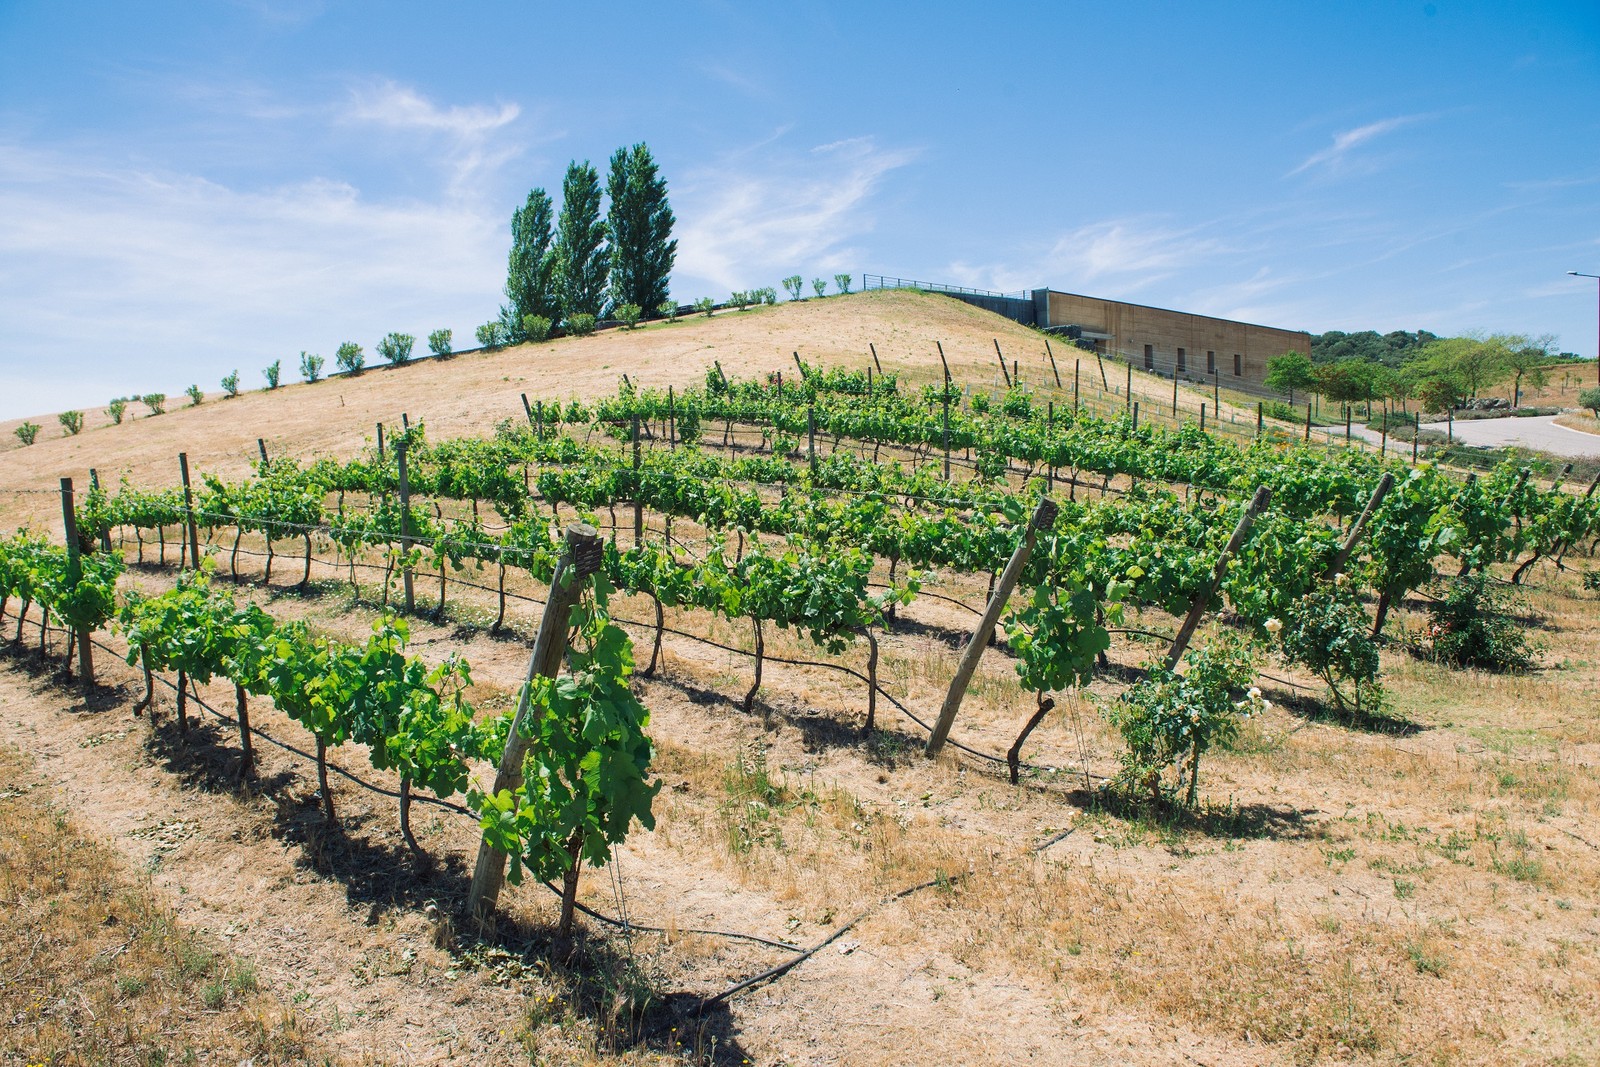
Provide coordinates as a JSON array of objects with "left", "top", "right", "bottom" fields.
[
  {"left": 834, "top": 273, "right": 852, "bottom": 295},
  {"left": 428, "top": 328, "right": 453, "bottom": 358},
  {"left": 1577, "top": 386, "right": 1600, "bottom": 417},
  {"left": 58, "top": 410, "right": 83, "bottom": 436},
  {"left": 141, "top": 393, "right": 167, "bottom": 416},
  {"left": 107, "top": 398, "right": 127, "bottom": 424},
  {"left": 553, "top": 161, "right": 610, "bottom": 319},
  {"left": 184, "top": 385, "right": 203, "bottom": 407},
  {"left": 1501, "top": 333, "right": 1555, "bottom": 407},
  {"left": 615, "top": 303, "right": 642, "bottom": 329},
  {"left": 658, "top": 299, "right": 679, "bottom": 323},
  {"left": 503, "top": 187, "right": 559, "bottom": 339},
  {"left": 605, "top": 143, "right": 676, "bottom": 317},
  {"left": 475, "top": 322, "right": 508, "bottom": 349},
  {"left": 782, "top": 275, "right": 804, "bottom": 301},
  {"left": 221, "top": 370, "right": 241, "bottom": 398},
  {"left": 521, "top": 315, "right": 552, "bottom": 342},
  {"left": 1265, "top": 351, "right": 1316, "bottom": 405},
  {"left": 14, "top": 421, "right": 39, "bottom": 446},
  {"left": 299, "top": 351, "right": 324, "bottom": 383},
  {"left": 263, "top": 359, "right": 281, "bottom": 389},
  {"left": 1410, "top": 335, "right": 1507, "bottom": 400},
  {"left": 811, "top": 277, "right": 828, "bottom": 298},
  {"left": 565, "top": 312, "right": 596, "bottom": 337},
  {"left": 377, "top": 332, "right": 415, "bottom": 365}
]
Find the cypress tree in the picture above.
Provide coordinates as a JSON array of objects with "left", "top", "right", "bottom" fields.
[
  {"left": 552, "top": 160, "right": 610, "bottom": 320},
  {"left": 606, "top": 143, "right": 677, "bottom": 315},
  {"left": 502, "top": 187, "right": 558, "bottom": 339}
]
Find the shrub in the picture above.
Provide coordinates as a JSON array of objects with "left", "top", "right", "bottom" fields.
[
  {"left": 757, "top": 287, "right": 777, "bottom": 306},
  {"left": 141, "top": 393, "right": 166, "bottom": 416},
  {"left": 1104, "top": 636, "right": 1265, "bottom": 807},
  {"left": 521, "top": 315, "right": 552, "bottom": 342},
  {"left": 833, "top": 273, "right": 852, "bottom": 295},
  {"left": 428, "top": 328, "right": 453, "bottom": 358},
  {"left": 565, "top": 313, "right": 596, "bottom": 337},
  {"left": 220, "top": 370, "right": 240, "bottom": 398},
  {"left": 811, "top": 277, "right": 828, "bottom": 297},
  {"left": 782, "top": 275, "right": 803, "bottom": 301},
  {"left": 475, "top": 321, "right": 507, "bottom": 349},
  {"left": 263, "top": 359, "right": 281, "bottom": 389},
  {"left": 695, "top": 297, "right": 715, "bottom": 317},
  {"left": 1277, "top": 586, "right": 1384, "bottom": 715},
  {"left": 299, "top": 351, "right": 324, "bottom": 383},
  {"left": 658, "top": 299, "right": 679, "bottom": 323},
  {"left": 107, "top": 398, "right": 127, "bottom": 424},
  {"left": 377, "top": 332, "right": 415, "bottom": 365},
  {"left": 1423, "top": 574, "right": 1540, "bottom": 672},
  {"left": 730, "top": 290, "right": 751, "bottom": 311},
  {"left": 615, "top": 303, "right": 642, "bottom": 329},
  {"left": 335, "top": 342, "right": 365, "bottom": 375},
  {"left": 14, "top": 421, "right": 40, "bottom": 446},
  {"left": 1583, "top": 569, "right": 1600, "bottom": 593},
  {"left": 1579, "top": 387, "right": 1600, "bottom": 417},
  {"left": 58, "top": 410, "right": 83, "bottom": 436},
  {"left": 185, "top": 384, "right": 204, "bottom": 407}
]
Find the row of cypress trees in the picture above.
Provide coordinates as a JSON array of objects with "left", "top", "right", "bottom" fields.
[{"left": 500, "top": 143, "right": 676, "bottom": 341}]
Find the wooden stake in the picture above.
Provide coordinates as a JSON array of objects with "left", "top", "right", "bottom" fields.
[
  {"left": 869, "top": 343, "right": 883, "bottom": 374},
  {"left": 521, "top": 393, "right": 534, "bottom": 425},
  {"left": 1327, "top": 473, "right": 1394, "bottom": 580},
  {"left": 925, "top": 497, "right": 1058, "bottom": 758},
  {"left": 1163, "top": 486, "right": 1271, "bottom": 671},
  {"left": 59, "top": 477, "right": 93, "bottom": 692},
  {"left": 257, "top": 438, "right": 268, "bottom": 465},
  {"left": 936, "top": 342, "right": 951, "bottom": 384},
  {"left": 994, "top": 339, "right": 1012, "bottom": 387},
  {"left": 178, "top": 453, "right": 200, "bottom": 571},
  {"left": 89, "top": 469, "right": 111, "bottom": 553},
  {"left": 1045, "top": 340, "right": 1062, "bottom": 387},
  {"left": 467, "top": 524, "right": 603, "bottom": 925},
  {"left": 396, "top": 440, "right": 415, "bottom": 614}
]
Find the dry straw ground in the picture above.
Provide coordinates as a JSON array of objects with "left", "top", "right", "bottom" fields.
[{"left": 1, "top": 291, "right": 1597, "bottom": 1066}]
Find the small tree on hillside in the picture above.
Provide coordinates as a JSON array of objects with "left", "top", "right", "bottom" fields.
[
  {"left": 811, "top": 277, "right": 828, "bottom": 298},
  {"left": 1265, "top": 351, "right": 1316, "bottom": 406},
  {"left": 782, "top": 275, "right": 803, "bottom": 301},
  {"left": 1578, "top": 386, "right": 1600, "bottom": 418},
  {"left": 1501, "top": 333, "right": 1555, "bottom": 407},
  {"left": 335, "top": 342, "right": 365, "bottom": 376},
  {"left": 428, "top": 329, "right": 453, "bottom": 358},
  {"left": 263, "top": 359, "right": 281, "bottom": 390},
  {"left": 300, "top": 351, "right": 324, "bottom": 382},
  {"left": 834, "top": 273, "right": 852, "bottom": 295},
  {"left": 107, "top": 398, "right": 127, "bottom": 424},
  {"left": 221, "top": 370, "right": 241, "bottom": 398},
  {"left": 185, "top": 385, "right": 203, "bottom": 407},
  {"left": 377, "top": 332, "right": 414, "bottom": 365},
  {"left": 14, "top": 421, "right": 39, "bottom": 446},
  {"left": 58, "top": 410, "right": 83, "bottom": 436}
]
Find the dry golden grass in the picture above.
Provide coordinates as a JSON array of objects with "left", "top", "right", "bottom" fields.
[{"left": 0, "top": 743, "right": 336, "bottom": 1066}]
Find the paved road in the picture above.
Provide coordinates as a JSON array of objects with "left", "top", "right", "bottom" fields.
[{"left": 1420, "top": 414, "right": 1600, "bottom": 459}]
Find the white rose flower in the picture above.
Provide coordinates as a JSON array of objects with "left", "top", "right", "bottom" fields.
[
  {"left": 1247, "top": 686, "right": 1262, "bottom": 701},
  {"left": 1264, "top": 618, "right": 1283, "bottom": 636}
]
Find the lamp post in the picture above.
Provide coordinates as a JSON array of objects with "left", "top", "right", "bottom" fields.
[{"left": 1569, "top": 271, "right": 1600, "bottom": 384}]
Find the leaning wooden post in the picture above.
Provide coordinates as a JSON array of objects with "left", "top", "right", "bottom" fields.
[
  {"left": 631, "top": 414, "right": 643, "bottom": 547},
  {"left": 466, "top": 524, "right": 603, "bottom": 924},
  {"left": 89, "top": 469, "right": 112, "bottom": 553},
  {"left": 869, "top": 343, "right": 883, "bottom": 374},
  {"left": 59, "top": 477, "right": 93, "bottom": 692},
  {"left": 178, "top": 453, "right": 200, "bottom": 571},
  {"left": 1045, "top": 339, "right": 1062, "bottom": 388},
  {"left": 1326, "top": 473, "right": 1394, "bottom": 580},
  {"left": 925, "top": 496, "right": 1058, "bottom": 758},
  {"left": 521, "top": 393, "right": 534, "bottom": 426},
  {"left": 396, "top": 439, "right": 415, "bottom": 614},
  {"left": 257, "top": 438, "right": 269, "bottom": 465},
  {"left": 1163, "top": 486, "right": 1271, "bottom": 671},
  {"left": 994, "top": 339, "right": 1012, "bottom": 387},
  {"left": 936, "top": 341, "right": 951, "bottom": 384}
]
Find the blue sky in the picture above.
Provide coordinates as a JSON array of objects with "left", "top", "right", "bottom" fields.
[{"left": 1, "top": 0, "right": 1596, "bottom": 418}]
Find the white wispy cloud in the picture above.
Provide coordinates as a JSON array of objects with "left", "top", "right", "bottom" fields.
[
  {"left": 0, "top": 82, "right": 520, "bottom": 417},
  {"left": 341, "top": 80, "right": 525, "bottom": 197},
  {"left": 944, "top": 217, "right": 1233, "bottom": 294},
  {"left": 673, "top": 134, "right": 917, "bottom": 293},
  {"left": 1288, "top": 114, "right": 1428, "bottom": 177}
]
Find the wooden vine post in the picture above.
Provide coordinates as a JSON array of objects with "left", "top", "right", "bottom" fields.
[
  {"left": 1045, "top": 339, "right": 1062, "bottom": 387},
  {"left": 1073, "top": 359, "right": 1080, "bottom": 414},
  {"left": 1326, "top": 473, "right": 1394, "bottom": 580},
  {"left": 89, "top": 469, "right": 111, "bottom": 553},
  {"left": 396, "top": 439, "right": 415, "bottom": 614},
  {"left": 467, "top": 524, "right": 604, "bottom": 925},
  {"left": 994, "top": 339, "right": 1012, "bottom": 387},
  {"left": 178, "top": 453, "right": 200, "bottom": 571},
  {"left": 632, "top": 414, "right": 643, "bottom": 547},
  {"left": 1163, "top": 485, "right": 1272, "bottom": 671},
  {"left": 869, "top": 343, "right": 883, "bottom": 374},
  {"left": 925, "top": 496, "right": 1058, "bottom": 758},
  {"left": 521, "top": 393, "right": 534, "bottom": 425},
  {"left": 59, "top": 477, "right": 93, "bottom": 692}
]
